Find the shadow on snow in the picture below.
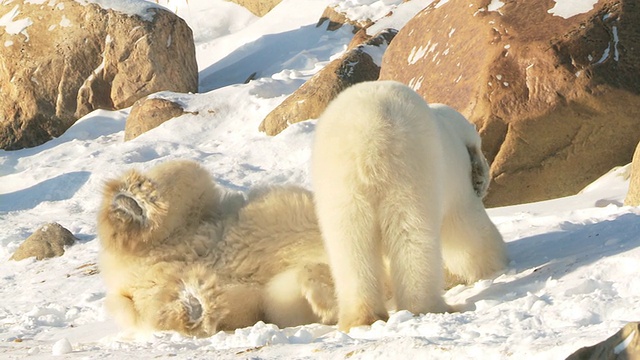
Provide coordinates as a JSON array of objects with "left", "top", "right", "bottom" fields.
[
  {"left": 199, "top": 23, "right": 346, "bottom": 92},
  {"left": 0, "top": 171, "right": 91, "bottom": 212},
  {"left": 466, "top": 212, "right": 640, "bottom": 304}
]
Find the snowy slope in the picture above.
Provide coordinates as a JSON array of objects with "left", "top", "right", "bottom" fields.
[{"left": 1, "top": 0, "right": 639, "bottom": 359}]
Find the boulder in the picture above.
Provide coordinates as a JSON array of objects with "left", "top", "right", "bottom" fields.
[
  {"left": 0, "top": 0, "right": 197, "bottom": 150},
  {"left": 259, "top": 29, "right": 397, "bottom": 135},
  {"left": 624, "top": 142, "right": 640, "bottom": 206},
  {"left": 317, "top": 5, "right": 372, "bottom": 32},
  {"left": 380, "top": 0, "right": 640, "bottom": 206},
  {"left": 11, "top": 223, "right": 78, "bottom": 261},
  {"left": 125, "top": 96, "right": 185, "bottom": 141},
  {"left": 228, "top": 0, "right": 282, "bottom": 17},
  {"left": 566, "top": 322, "right": 640, "bottom": 359}
]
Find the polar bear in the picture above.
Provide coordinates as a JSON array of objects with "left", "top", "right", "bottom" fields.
[
  {"left": 98, "top": 160, "right": 337, "bottom": 337},
  {"left": 312, "top": 80, "right": 507, "bottom": 331}
]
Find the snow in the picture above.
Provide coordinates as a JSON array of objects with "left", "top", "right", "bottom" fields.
[
  {"left": 1, "top": 0, "right": 640, "bottom": 359},
  {"left": 0, "top": 4, "right": 33, "bottom": 36},
  {"left": 365, "top": 0, "right": 435, "bottom": 35},
  {"left": 487, "top": 0, "right": 504, "bottom": 13},
  {"left": 73, "top": 0, "right": 163, "bottom": 21},
  {"left": 548, "top": 0, "right": 599, "bottom": 19}
]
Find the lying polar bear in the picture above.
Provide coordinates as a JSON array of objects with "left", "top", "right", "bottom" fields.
[
  {"left": 98, "top": 160, "right": 337, "bottom": 337},
  {"left": 98, "top": 80, "right": 506, "bottom": 337}
]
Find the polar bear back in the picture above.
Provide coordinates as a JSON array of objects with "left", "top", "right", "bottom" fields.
[{"left": 312, "top": 81, "right": 477, "bottom": 213}]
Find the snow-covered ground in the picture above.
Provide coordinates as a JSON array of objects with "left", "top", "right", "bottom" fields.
[{"left": 1, "top": 0, "right": 639, "bottom": 358}]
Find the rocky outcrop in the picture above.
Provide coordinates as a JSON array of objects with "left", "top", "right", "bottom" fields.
[
  {"left": 0, "top": 0, "right": 198, "bottom": 150},
  {"left": 228, "top": 0, "right": 282, "bottom": 16},
  {"left": 380, "top": 0, "right": 640, "bottom": 206},
  {"left": 317, "top": 5, "right": 373, "bottom": 32},
  {"left": 624, "top": 142, "right": 640, "bottom": 206},
  {"left": 11, "top": 223, "right": 77, "bottom": 261},
  {"left": 125, "top": 96, "right": 185, "bottom": 141},
  {"left": 259, "top": 29, "right": 397, "bottom": 135},
  {"left": 566, "top": 322, "right": 640, "bottom": 359}
]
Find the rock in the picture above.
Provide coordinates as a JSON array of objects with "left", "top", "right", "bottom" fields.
[
  {"left": 11, "top": 223, "right": 78, "bottom": 261},
  {"left": 380, "top": 0, "right": 640, "bottom": 206},
  {"left": 566, "top": 322, "right": 640, "bottom": 359},
  {"left": 259, "top": 29, "right": 397, "bottom": 136},
  {"left": 228, "top": 0, "right": 282, "bottom": 17},
  {"left": 347, "top": 29, "right": 373, "bottom": 50},
  {"left": 0, "top": 0, "right": 198, "bottom": 150},
  {"left": 624, "top": 142, "right": 640, "bottom": 206},
  {"left": 317, "top": 5, "right": 372, "bottom": 32},
  {"left": 125, "top": 96, "right": 185, "bottom": 141}
]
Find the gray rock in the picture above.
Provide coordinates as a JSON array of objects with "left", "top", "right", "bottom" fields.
[{"left": 11, "top": 223, "right": 78, "bottom": 261}]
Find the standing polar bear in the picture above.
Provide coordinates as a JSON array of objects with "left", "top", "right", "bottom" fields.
[{"left": 312, "top": 80, "right": 507, "bottom": 331}]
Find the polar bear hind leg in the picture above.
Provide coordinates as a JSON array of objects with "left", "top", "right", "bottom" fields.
[
  {"left": 379, "top": 185, "right": 448, "bottom": 315},
  {"left": 314, "top": 190, "right": 389, "bottom": 330},
  {"left": 129, "top": 263, "right": 263, "bottom": 337}
]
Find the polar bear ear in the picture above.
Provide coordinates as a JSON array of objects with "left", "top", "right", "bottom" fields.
[{"left": 468, "top": 145, "right": 491, "bottom": 198}]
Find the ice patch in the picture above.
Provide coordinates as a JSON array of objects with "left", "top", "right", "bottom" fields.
[
  {"left": 614, "top": 329, "right": 637, "bottom": 355},
  {"left": 59, "top": 14, "right": 72, "bottom": 27},
  {"left": 487, "top": 0, "right": 504, "bottom": 12},
  {"left": 408, "top": 45, "right": 428, "bottom": 65},
  {"left": 0, "top": 5, "right": 34, "bottom": 36},
  {"left": 612, "top": 26, "right": 619, "bottom": 61},
  {"left": 548, "top": 0, "right": 598, "bottom": 19},
  {"left": 409, "top": 75, "right": 424, "bottom": 90}
]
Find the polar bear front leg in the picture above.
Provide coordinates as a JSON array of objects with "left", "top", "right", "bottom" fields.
[{"left": 441, "top": 197, "right": 508, "bottom": 287}]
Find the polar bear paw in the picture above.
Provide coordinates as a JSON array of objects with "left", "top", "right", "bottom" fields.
[
  {"left": 108, "top": 170, "right": 164, "bottom": 228},
  {"left": 299, "top": 263, "right": 338, "bottom": 324},
  {"left": 179, "top": 286, "right": 205, "bottom": 331},
  {"left": 156, "top": 282, "right": 211, "bottom": 337}
]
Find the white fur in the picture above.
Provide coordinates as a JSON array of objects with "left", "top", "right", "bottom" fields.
[
  {"left": 312, "top": 81, "right": 507, "bottom": 331},
  {"left": 98, "top": 161, "right": 336, "bottom": 337}
]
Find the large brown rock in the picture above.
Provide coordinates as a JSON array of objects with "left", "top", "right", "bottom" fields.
[
  {"left": 228, "top": 0, "right": 282, "bottom": 16},
  {"left": 11, "top": 223, "right": 78, "bottom": 261},
  {"left": 624, "top": 142, "right": 640, "bottom": 206},
  {"left": 260, "top": 29, "right": 397, "bottom": 135},
  {"left": 0, "top": 0, "right": 198, "bottom": 150},
  {"left": 566, "top": 322, "right": 640, "bottom": 359},
  {"left": 125, "top": 96, "right": 185, "bottom": 141},
  {"left": 380, "top": 0, "right": 640, "bottom": 206}
]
